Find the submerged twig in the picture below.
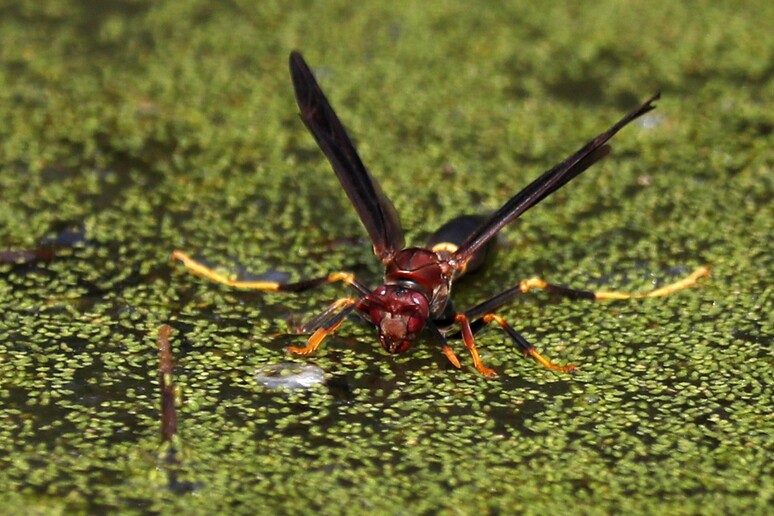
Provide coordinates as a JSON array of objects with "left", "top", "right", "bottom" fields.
[
  {"left": 155, "top": 324, "right": 200, "bottom": 493},
  {"left": 157, "top": 324, "right": 177, "bottom": 444}
]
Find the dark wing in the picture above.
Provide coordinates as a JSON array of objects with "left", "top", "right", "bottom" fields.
[
  {"left": 450, "top": 93, "right": 660, "bottom": 269},
  {"left": 289, "top": 51, "right": 404, "bottom": 263}
]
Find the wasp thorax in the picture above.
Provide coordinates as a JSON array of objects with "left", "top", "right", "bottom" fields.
[{"left": 366, "top": 285, "right": 430, "bottom": 353}]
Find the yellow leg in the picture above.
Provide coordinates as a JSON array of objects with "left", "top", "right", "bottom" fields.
[
  {"left": 518, "top": 266, "right": 710, "bottom": 301},
  {"left": 171, "top": 250, "right": 358, "bottom": 292},
  {"left": 594, "top": 266, "right": 710, "bottom": 300},
  {"left": 171, "top": 250, "right": 279, "bottom": 290}
]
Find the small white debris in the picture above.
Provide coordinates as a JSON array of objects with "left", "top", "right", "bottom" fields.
[{"left": 255, "top": 362, "right": 326, "bottom": 390}]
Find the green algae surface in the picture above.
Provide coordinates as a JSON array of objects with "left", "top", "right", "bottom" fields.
[{"left": 1, "top": 1, "right": 772, "bottom": 513}]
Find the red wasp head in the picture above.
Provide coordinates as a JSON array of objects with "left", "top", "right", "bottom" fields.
[{"left": 364, "top": 285, "right": 430, "bottom": 354}]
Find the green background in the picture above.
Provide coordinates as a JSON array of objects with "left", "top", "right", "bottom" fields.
[{"left": 0, "top": 1, "right": 771, "bottom": 513}]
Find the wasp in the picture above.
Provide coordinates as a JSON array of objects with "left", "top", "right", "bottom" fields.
[{"left": 172, "top": 51, "right": 708, "bottom": 376}]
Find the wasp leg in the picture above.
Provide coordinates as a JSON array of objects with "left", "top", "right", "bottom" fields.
[
  {"left": 286, "top": 297, "right": 359, "bottom": 356},
  {"left": 170, "top": 250, "right": 370, "bottom": 295},
  {"left": 518, "top": 266, "right": 710, "bottom": 300},
  {"left": 449, "top": 267, "right": 708, "bottom": 374},
  {"left": 457, "top": 266, "right": 709, "bottom": 373},
  {"left": 478, "top": 313, "right": 576, "bottom": 373},
  {"left": 451, "top": 289, "right": 575, "bottom": 373},
  {"left": 295, "top": 297, "right": 359, "bottom": 333},
  {"left": 453, "top": 313, "right": 498, "bottom": 377},
  {"left": 426, "top": 320, "right": 462, "bottom": 369}
]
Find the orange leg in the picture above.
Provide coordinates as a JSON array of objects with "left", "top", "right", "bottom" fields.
[
  {"left": 481, "top": 314, "right": 576, "bottom": 373},
  {"left": 425, "top": 320, "right": 463, "bottom": 370},
  {"left": 286, "top": 297, "right": 358, "bottom": 356},
  {"left": 454, "top": 313, "right": 498, "bottom": 377},
  {"left": 440, "top": 345, "right": 462, "bottom": 369}
]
